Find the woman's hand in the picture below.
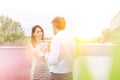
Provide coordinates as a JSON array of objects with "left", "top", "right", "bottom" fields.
[
  {"left": 40, "top": 40, "right": 50, "bottom": 54},
  {"left": 40, "top": 46, "right": 49, "bottom": 54}
]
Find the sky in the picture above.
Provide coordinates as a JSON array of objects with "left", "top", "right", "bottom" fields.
[{"left": 0, "top": 0, "right": 120, "bottom": 38}]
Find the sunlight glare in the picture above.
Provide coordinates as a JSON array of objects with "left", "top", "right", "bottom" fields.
[{"left": 73, "top": 26, "right": 101, "bottom": 39}]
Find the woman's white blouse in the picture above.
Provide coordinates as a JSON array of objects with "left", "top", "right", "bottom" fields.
[{"left": 28, "top": 43, "right": 45, "bottom": 56}]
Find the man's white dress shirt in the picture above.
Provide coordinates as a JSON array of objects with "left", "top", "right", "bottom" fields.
[{"left": 46, "top": 30, "right": 76, "bottom": 73}]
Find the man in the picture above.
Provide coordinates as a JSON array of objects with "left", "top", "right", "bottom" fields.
[{"left": 45, "top": 16, "right": 76, "bottom": 80}]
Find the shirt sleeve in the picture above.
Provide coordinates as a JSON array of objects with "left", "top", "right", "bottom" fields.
[{"left": 45, "top": 36, "right": 61, "bottom": 65}]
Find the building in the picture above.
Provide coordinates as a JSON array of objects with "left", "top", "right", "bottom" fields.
[{"left": 110, "top": 11, "right": 120, "bottom": 30}]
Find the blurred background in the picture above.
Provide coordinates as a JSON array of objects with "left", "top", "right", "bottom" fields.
[{"left": 0, "top": 0, "right": 120, "bottom": 80}]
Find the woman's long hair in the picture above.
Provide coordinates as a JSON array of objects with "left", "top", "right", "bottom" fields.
[{"left": 31, "top": 25, "right": 44, "bottom": 47}]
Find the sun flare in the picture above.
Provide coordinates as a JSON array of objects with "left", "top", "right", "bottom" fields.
[{"left": 73, "top": 27, "right": 101, "bottom": 39}]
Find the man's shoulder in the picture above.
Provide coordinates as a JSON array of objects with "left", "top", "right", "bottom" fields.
[{"left": 57, "top": 30, "right": 70, "bottom": 36}]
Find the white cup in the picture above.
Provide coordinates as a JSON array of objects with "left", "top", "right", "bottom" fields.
[{"left": 40, "top": 40, "right": 48, "bottom": 53}]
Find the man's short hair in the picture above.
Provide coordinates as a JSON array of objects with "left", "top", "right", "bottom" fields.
[{"left": 51, "top": 16, "right": 66, "bottom": 30}]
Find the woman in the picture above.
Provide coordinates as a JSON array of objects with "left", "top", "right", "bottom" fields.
[{"left": 27, "top": 25, "right": 50, "bottom": 80}]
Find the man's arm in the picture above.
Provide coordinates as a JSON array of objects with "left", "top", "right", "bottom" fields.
[{"left": 45, "top": 37, "right": 61, "bottom": 65}]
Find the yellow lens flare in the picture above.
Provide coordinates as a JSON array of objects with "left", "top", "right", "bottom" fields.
[{"left": 73, "top": 28, "right": 99, "bottom": 44}]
